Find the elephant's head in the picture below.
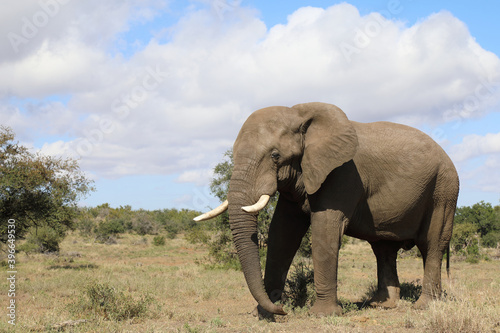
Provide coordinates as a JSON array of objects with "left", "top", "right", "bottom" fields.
[{"left": 195, "top": 102, "right": 358, "bottom": 315}]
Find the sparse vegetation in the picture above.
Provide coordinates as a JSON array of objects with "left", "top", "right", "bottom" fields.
[
  {"left": 73, "top": 281, "right": 154, "bottom": 321},
  {"left": 284, "top": 260, "right": 315, "bottom": 309},
  {"left": 17, "top": 225, "right": 63, "bottom": 253},
  {"left": 153, "top": 235, "right": 166, "bottom": 246},
  {"left": 0, "top": 232, "right": 498, "bottom": 332}
]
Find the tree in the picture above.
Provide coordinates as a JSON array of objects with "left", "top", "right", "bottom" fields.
[
  {"left": 454, "top": 201, "right": 498, "bottom": 237},
  {"left": 0, "top": 126, "right": 94, "bottom": 242},
  {"left": 454, "top": 201, "right": 500, "bottom": 248}
]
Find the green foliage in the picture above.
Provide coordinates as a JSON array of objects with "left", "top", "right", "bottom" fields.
[
  {"left": 203, "top": 229, "right": 241, "bottom": 270},
  {"left": 451, "top": 223, "right": 479, "bottom": 253},
  {"left": 152, "top": 235, "right": 166, "bottom": 246},
  {"left": 297, "top": 229, "right": 312, "bottom": 257},
  {"left": 96, "top": 219, "right": 125, "bottom": 237},
  {"left": 450, "top": 223, "right": 484, "bottom": 263},
  {"left": 185, "top": 226, "right": 210, "bottom": 244},
  {"left": 0, "top": 126, "right": 94, "bottom": 243},
  {"left": 210, "top": 150, "right": 233, "bottom": 202},
  {"left": 400, "top": 282, "right": 422, "bottom": 302},
  {"left": 338, "top": 297, "right": 359, "bottom": 314},
  {"left": 73, "top": 204, "right": 202, "bottom": 243},
  {"left": 18, "top": 226, "right": 62, "bottom": 253},
  {"left": 284, "top": 261, "right": 315, "bottom": 308},
  {"left": 454, "top": 201, "right": 499, "bottom": 237},
  {"left": 481, "top": 231, "right": 500, "bottom": 248},
  {"left": 131, "top": 210, "right": 159, "bottom": 235},
  {"left": 74, "top": 281, "right": 153, "bottom": 321},
  {"left": 454, "top": 201, "right": 500, "bottom": 249}
]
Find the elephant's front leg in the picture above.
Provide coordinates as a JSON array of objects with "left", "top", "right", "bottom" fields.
[
  {"left": 258, "top": 197, "right": 309, "bottom": 319},
  {"left": 310, "top": 210, "right": 346, "bottom": 317}
]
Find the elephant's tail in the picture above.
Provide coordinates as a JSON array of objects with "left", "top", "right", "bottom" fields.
[{"left": 446, "top": 245, "right": 450, "bottom": 278}]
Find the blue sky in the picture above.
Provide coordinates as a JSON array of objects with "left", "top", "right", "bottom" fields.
[{"left": 1, "top": 0, "right": 499, "bottom": 212}]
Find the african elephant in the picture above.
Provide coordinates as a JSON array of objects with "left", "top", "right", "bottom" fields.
[{"left": 195, "top": 102, "right": 459, "bottom": 317}]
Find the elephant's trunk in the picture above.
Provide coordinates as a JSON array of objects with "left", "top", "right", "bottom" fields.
[{"left": 228, "top": 176, "right": 285, "bottom": 315}]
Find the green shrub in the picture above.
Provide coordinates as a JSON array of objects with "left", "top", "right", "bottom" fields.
[
  {"left": 185, "top": 227, "right": 210, "bottom": 244},
  {"left": 481, "top": 232, "right": 500, "bottom": 248},
  {"left": 284, "top": 261, "right": 315, "bottom": 308},
  {"left": 298, "top": 230, "right": 312, "bottom": 257},
  {"left": 74, "top": 281, "right": 153, "bottom": 321},
  {"left": 451, "top": 223, "right": 478, "bottom": 253},
  {"left": 338, "top": 297, "right": 359, "bottom": 314},
  {"left": 18, "top": 226, "right": 62, "bottom": 253},
  {"left": 153, "top": 235, "right": 166, "bottom": 246},
  {"left": 96, "top": 220, "right": 125, "bottom": 236},
  {"left": 400, "top": 282, "right": 422, "bottom": 302},
  {"left": 77, "top": 218, "right": 96, "bottom": 236},
  {"left": 132, "top": 212, "right": 158, "bottom": 235},
  {"left": 200, "top": 230, "right": 241, "bottom": 271}
]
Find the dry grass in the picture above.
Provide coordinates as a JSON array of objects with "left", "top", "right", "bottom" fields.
[{"left": 0, "top": 234, "right": 499, "bottom": 332}]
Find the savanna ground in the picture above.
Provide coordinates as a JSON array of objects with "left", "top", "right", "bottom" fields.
[{"left": 1, "top": 233, "right": 499, "bottom": 333}]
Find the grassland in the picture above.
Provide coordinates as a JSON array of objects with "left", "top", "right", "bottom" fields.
[{"left": 1, "top": 233, "right": 499, "bottom": 332}]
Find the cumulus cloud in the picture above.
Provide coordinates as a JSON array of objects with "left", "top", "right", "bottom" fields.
[
  {"left": 2, "top": 2, "right": 500, "bottom": 188},
  {"left": 447, "top": 131, "right": 500, "bottom": 198},
  {"left": 450, "top": 132, "right": 500, "bottom": 162}
]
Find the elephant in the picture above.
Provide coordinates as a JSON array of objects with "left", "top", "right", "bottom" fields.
[{"left": 194, "top": 102, "right": 459, "bottom": 317}]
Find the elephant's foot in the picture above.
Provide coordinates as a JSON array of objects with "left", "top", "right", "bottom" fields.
[
  {"left": 413, "top": 294, "right": 433, "bottom": 310},
  {"left": 310, "top": 301, "right": 342, "bottom": 317},
  {"left": 368, "top": 286, "right": 399, "bottom": 309}
]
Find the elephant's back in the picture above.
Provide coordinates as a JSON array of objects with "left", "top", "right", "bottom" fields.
[{"left": 349, "top": 121, "right": 457, "bottom": 233}]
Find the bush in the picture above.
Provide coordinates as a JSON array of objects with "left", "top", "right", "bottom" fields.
[
  {"left": 95, "top": 220, "right": 125, "bottom": 237},
  {"left": 74, "top": 281, "right": 153, "bottom": 321},
  {"left": 451, "top": 223, "right": 478, "bottom": 253},
  {"left": 284, "top": 261, "right": 315, "bottom": 308},
  {"left": 338, "top": 297, "right": 359, "bottom": 314},
  {"left": 400, "top": 282, "right": 422, "bottom": 302},
  {"left": 131, "top": 211, "right": 158, "bottom": 235},
  {"left": 153, "top": 235, "right": 166, "bottom": 246},
  {"left": 18, "top": 226, "right": 62, "bottom": 253},
  {"left": 201, "top": 230, "right": 241, "bottom": 270},
  {"left": 481, "top": 232, "right": 500, "bottom": 248},
  {"left": 185, "top": 227, "right": 210, "bottom": 244},
  {"left": 297, "top": 230, "right": 312, "bottom": 257},
  {"left": 77, "top": 218, "right": 96, "bottom": 236}
]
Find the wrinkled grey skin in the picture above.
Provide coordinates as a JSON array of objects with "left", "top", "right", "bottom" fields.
[{"left": 226, "top": 102, "right": 459, "bottom": 317}]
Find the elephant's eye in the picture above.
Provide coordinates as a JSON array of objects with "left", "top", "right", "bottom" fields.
[{"left": 271, "top": 152, "right": 280, "bottom": 162}]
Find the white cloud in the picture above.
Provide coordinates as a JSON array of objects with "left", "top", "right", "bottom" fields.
[
  {"left": 176, "top": 169, "right": 214, "bottom": 186},
  {"left": 2, "top": 2, "right": 500, "bottom": 191},
  {"left": 450, "top": 132, "right": 500, "bottom": 162}
]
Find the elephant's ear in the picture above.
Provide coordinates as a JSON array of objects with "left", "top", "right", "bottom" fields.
[{"left": 292, "top": 102, "right": 358, "bottom": 195}]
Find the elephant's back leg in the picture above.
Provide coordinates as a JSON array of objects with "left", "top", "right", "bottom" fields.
[
  {"left": 368, "top": 240, "right": 401, "bottom": 309},
  {"left": 414, "top": 201, "right": 456, "bottom": 308}
]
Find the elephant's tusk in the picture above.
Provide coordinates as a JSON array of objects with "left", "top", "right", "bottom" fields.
[
  {"left": 241, "top": 195, "right": 270, "bottom": 213},
  {"left": 193, "top": 200, "right": 229, "bottom": 221}
]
